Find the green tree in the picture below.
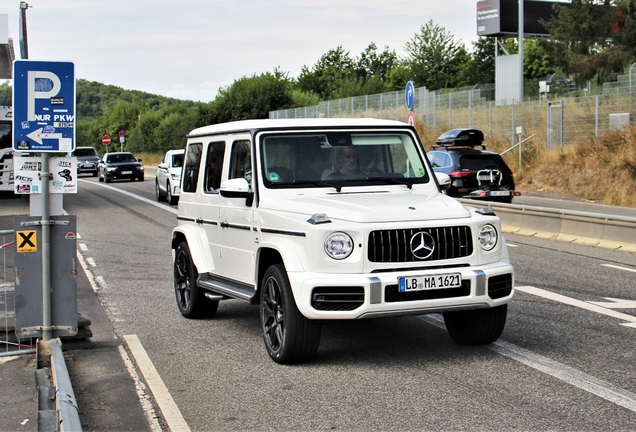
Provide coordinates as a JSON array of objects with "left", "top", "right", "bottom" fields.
[
  {"left": 297, "top": 46, "right": 355, "bottom": 99},
  {"left": 404, "top": 20, "right": 469, "bottom": 90},
  {"left": 541, "top": 0, "right": 636, "bottom": 84},
  {"left": 212, "top": 69, "right": 295, "bottom": 122},
  {"left": 0, "top": 82, "right": 11, "bottom": 106},
  {"left": 524, "top": 39, "right": 559, "bottom": 79}
]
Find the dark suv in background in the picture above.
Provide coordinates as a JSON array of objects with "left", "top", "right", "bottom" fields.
[
  {"left": 427, "top": 128, "right": 520, "bottom": 203},
  {"left": 69, "top": 146, "right": 100, "bottom": 177}
]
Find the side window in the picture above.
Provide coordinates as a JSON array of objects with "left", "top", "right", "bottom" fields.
[
  {"left": 204, "top": 141, "right": 226, "bottom": 193},
  {"left": 183, "top": 143, "right": 203, "bottom": 193},
  {"left": 229, "top": 140, "right": 252, "bottom": 184}
]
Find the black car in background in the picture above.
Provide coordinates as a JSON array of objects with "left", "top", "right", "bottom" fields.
[
  {"left": 98, "top": 152, "right": 144, "bottom": 183},
  {"left": 427, "top": 128, "right": 520, "bottom": 203},
  {"left": 69, "top": 146, "right": 100, "bottom": 177}
]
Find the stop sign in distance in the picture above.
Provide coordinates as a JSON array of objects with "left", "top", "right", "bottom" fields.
[{"left": 102, "top": 135, "right": 111, "bottom": 146}]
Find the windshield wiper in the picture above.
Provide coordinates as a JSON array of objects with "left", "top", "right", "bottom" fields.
[
  {"left": 346, "top": 176, "right": 413, "bottom": 189},
  {"left": 275, "top": 180, "right": 343, "bottom": 193}
]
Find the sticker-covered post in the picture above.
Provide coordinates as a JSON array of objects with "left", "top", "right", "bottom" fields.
[{"left": 13, "top": 60, "right": 76, "bottom": 341}]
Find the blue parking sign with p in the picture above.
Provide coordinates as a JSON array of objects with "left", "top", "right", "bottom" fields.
[{"left": 13, "top": 60, "right": 76, "bottom": 152}]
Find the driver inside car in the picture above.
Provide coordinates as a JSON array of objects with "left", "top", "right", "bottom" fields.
[{"left": 327, "top": 146, "right": 359, "bottom": 179}]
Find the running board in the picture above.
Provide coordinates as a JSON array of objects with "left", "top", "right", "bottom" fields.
[{"left": 197, "top": 274, "right": 256, "bottom": 302}]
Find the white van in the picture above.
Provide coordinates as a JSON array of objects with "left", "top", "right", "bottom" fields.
[{"left": 172, "top": 118, "right": 514, "bottom": 364}]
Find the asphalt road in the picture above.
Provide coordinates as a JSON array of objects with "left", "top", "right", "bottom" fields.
[{"left": 30, "top": 171, "right": 636, "bottom": 430}]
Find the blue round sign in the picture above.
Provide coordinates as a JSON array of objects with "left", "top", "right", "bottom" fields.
[{"left": 405, "top": 81, "right": 415, "bottom": 111}]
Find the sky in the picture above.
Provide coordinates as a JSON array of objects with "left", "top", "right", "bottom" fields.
[{"left": 2, "top": 0, "right": 482, "bottom": 103}]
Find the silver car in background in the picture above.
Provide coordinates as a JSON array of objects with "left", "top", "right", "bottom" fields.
[{"left": 156, "top": 149, "right": 184, "bottom": 205}]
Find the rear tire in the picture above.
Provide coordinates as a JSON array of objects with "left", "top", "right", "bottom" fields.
[
  {"left": 443, "top": 304, "right": 507, "bottom": 345},
  {"left": 156, "top": 180, "right": 165, "bottom": 201},
  {"left": 173, "top": 242, "right": 218, "bottom": 319},
  {"left": 260, "top": 264, "right": 321, "bottom": 364}
]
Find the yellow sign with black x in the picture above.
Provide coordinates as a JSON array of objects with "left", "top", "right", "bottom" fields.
[{"left": 17, "top": 230, "right": 37, "bottom": 253}]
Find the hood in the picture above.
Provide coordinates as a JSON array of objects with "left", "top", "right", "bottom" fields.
[
  {"left": 77, "top": 155, "right": 100, "bottom": 162},
  {"left": 259, "top": 190, "right": 471, "bottom": 223}
]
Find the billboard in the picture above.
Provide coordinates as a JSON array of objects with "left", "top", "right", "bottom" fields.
[{"left": 477, "top": 0, "right": 570, "bottom": 38}]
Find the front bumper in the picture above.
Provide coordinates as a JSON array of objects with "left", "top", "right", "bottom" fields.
[{"left": 288, "top": 262, "right": 514, "bottom": 320}]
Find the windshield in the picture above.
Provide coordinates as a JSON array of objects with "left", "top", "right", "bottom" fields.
[
  {"left": 260, "top": 131, "right": 429, "bottom": 188},
  {"left": 74, "top": 148, "right": 98, "bottom": 157},
  {"left": 107, "top": 153, "right": 137, "bottom": 163}
]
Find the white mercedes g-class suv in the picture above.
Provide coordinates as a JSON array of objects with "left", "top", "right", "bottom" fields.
[{"left": 172, "top": 118, "right": 514, "bottom": 364}]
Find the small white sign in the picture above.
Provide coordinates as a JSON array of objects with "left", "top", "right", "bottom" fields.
[{"left": 14, "top": 156, "right": 78, "bottom": 194}]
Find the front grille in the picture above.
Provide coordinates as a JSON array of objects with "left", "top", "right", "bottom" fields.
[
  {"left": 385, "top": 280, "right": 471, "bottom": 303},
  {"left": 311, "top": 287, "right": 365, "bottom": 311},
  {"left": 488, "top": 274, "right": 513, "bottom": 299},
  {"left": 368, "top": 226, "right": 473, "bottom": 263}
]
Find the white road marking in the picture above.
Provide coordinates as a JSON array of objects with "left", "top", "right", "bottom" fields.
[
  {"left": 506, "top": 243, "right": 519, "bottom": 248},
  {"left": 124, "top": 335, "right": 191, "bottom": 432},
  {"left": 86, "top": 257, "right": 96, "bottom": 267},
  {"left": 96, "top": 276, "right": 107, "bottom": 289},
  {"left": 492, "top": 340, "right": 636, "bottom": 413},
  {"left": 79, "top": 243, "right": 88, "bottom": 251},
  {"left": 602, "top": 264, "right": 636, "bottom": 274},
  {"left": 76, "top": 251, "right": 99, "bottom": 293},
  {"left": 117, "top": 345, "right": 163, "bottom": 431},
  {"left": 516, "top": 285, "right": 636, "bottom": 328},
  {"left": 78, "top": 178, "right": 177, "bottom": 215},
  {"left": 421, "top": 315, "right": 636, "bottom": 413},
  {"left": 587, "top": 298, "right": 636, "bottom": 309}
]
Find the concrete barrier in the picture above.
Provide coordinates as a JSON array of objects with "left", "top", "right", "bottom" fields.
[{"left": 458, "top": 199, "right": 636, "bottom": 252}]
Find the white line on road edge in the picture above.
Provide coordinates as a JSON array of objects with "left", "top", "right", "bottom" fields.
[
  {"left": 76, "top": 250, "right": 100, "bottom": 293},
  {"left": 124, "top": 334, "right": 191, "bottom": 432},
  {"left": 420, "top": 315, "right": 636, "bottom": 413},
  {"left": 117, "top": 345, "right": 163, "bottom": 432},
  {"left": 516, "top": 285, "right": 636, "bottom": 328},
  {"left": 78, "top": 179, "right": 178, "bottom": 215},
  {"left": 602, "top": 264, "right": 636, "bottom": 274},
  {"left": 491, "top": 340, "right": 636, "bottom": 413}
]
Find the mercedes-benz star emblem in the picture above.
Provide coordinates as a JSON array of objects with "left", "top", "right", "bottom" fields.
[{"left": 410, "top": 231, "right": 435, "bottom": 260}]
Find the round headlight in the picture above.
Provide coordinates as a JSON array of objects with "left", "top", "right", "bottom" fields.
[
  {"left": 324, "top": 232, "right": 353, "bottom": 260},
  {"left": 478, "top": 224, "right": 498, "bottom": 251}
]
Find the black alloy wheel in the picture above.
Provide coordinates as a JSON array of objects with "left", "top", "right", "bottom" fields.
[
  {"left": 173, "top": 241, "right": 218, "bottom": 319},
  {"left": 260, "top": 264, "right": 321, "bottom": 364}
]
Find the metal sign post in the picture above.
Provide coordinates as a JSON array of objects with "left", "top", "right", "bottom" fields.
[{"left": 13, "top": 60, "right": 76, "bottom": 341}]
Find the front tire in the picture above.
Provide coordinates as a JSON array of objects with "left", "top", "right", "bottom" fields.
[
  {"left": 174, "top": 242, "right": 218, "bottom": 319},
  {"left": 443, "top": 304, "right": 507, "bottom": 345},
  {"left": 167, "top": 181, "right": 178, "bottom": 205},
  {"left": 260, "top": 264, "right": 321, "bottom": 364}
]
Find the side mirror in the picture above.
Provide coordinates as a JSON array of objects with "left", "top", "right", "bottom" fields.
[
  {"left": 137, "top": 158, "right": 143, "bottom": 163},
  {"left": 220, "top": 178, "right": 253, "bottom": 206},
  {"left": 158, "top": 163, "right": 167, "bottom": 170},
  {"left": 435, "top": 172, "right": 451, "bottom": 191}
]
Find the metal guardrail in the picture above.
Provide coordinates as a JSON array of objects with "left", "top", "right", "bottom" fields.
[
  {"left": 459, "top": 199, "right": 636, "bottom": 251},
  {"left": 36, "top": 338, "right": 82, "bottom": 431}
]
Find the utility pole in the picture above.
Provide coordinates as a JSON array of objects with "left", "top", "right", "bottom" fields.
[{"left": 519, "top": 0, "right": 524, "bottom": 103}]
